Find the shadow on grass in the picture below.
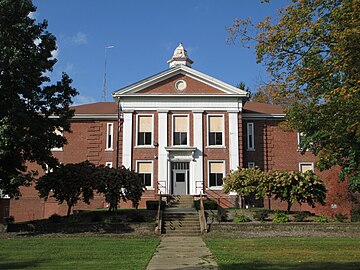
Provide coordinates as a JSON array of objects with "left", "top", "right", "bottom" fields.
[
  {"left": 218, "top": 261, "right": 360, "bottom": 270},
  {"left": 0, "top": 255, "right": 46, "bottom": 269}
]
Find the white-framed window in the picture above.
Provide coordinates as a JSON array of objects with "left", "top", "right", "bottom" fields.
[
  {"left": 136, "top": 115, "right": 153, "bottom": 146},
  {"left": 172, "top": 114, "right": 189, "bottom": 146},
  {"left": 207, "top": 115, "right": 224, "bottom": 147},
  {"left": 246, "top": 122, "right": 255, "bottom": 151},
  {"left": 208, "top": 161, "right": 225, "bottom": 188},
  {"left": 299, "top": 162, "right": 314, "bottom": 172},
  {"left": 136, "top": 161, "right": 153, "bottom": 188},
  {"left": 51, "top": 128, "right": 63, "bottom": 151},
  {"left": 248, "top": 162, "right": 255, "bottom": 168},
  {"left": 105, "top": 162, "right": 113, "bottom": 168},
  {"left": 105, "top": 123, "right": 114, "bottom": 151}
]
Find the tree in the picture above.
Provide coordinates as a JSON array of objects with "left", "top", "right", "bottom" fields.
[
  {"left": 228, "top": 0, "right": 360, "bottom": 191},
  {"left": 94, "top": 166, "right": 145, "bottom": 211},
  {"left": 0, "top": 0, "right": 78, "bottom": 197},
  {"left": 36, "top": 161, "right": 95, "bottom": 216},
  {"left": 269, "top": 170, "right": 327, "bottom": 212}
]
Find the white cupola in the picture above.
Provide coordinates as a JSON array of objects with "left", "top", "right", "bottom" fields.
[{"left": 167, "top": 43, "right": 193, "bottom": 68}]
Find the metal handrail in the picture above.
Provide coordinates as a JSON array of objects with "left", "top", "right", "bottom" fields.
[
  {"left": 155, "top": 192, "right": 163, "bottom": 235},
  {"left": 199, "top": 193, "right": 207, "bottom": 234}
]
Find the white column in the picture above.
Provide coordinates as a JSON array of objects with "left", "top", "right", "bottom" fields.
[
  {"left": 193, "top": 111, "right": 203, "bottom": 194},
  {"left": 158, "top": 111, "right": 168, "bottom": 194},
  {"left": 122, "top": 111, "right": 133, "bottom": 169},
  {"left": 228, "top": 111, "right": 239, "bottom": 171}
]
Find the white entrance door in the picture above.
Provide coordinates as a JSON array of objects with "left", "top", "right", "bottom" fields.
[{"left": 173, "top": 170, "right": 187, "bottom": 195}]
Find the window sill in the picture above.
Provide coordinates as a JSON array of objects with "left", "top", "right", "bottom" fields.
[
  {"left": 135, "top": 145, "right": 155, "bottom": 149},
  {"left": 206, "top": 145, "right": 226, "bottom": 149},
  {"left": 246, "top": 148, "right": 255, "bottom": 152},
  {"left": 206, "top": 187, "right": 223, "bottom": 191},
  {"left": 51, "top": 149, "right": 63, "bottom": 152},
  {"left": 105, "top": 149, "right": 114, "bottom": 152},
  {"left": 145, "top": 187, "right": 155, "bottom": 191}
]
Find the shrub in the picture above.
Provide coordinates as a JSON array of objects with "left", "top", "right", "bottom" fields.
[
  {"left": 193, "top": 200, "right": 217, "bottom": 211},
  {"left": 217, "top": 208, "right": 228, "bottom": 222},
  {"left": 48, "top": 213, "right": 61, "bottom": 223},
  {"left": 234, "top": 214, "right": 251, "bottom": 223},
  {"left": 4, "top": 216, "right": 14, "bottom": 224},
  {"left": 294, "top": 212, "right": 309, "bottom": 222},
  {"left": 334, "top": 213, "right": 347, "bottom": 223},
  {"left": 89, "top": 212, "right": 103, "bottom": 222},
  {"left": 314, "top": 215, "right": 328, "bottom": 223},
  {"left": 252, "top": 209, "right": 269, "bottom": 221},
  {"left": 127, "top": 211, "right": 146, "bottom": 222},
  {"left": 273, "top": 211, "right": 289, "bottom": 223},
  {"left": 146, "top": 200, "right": 166, "bottom": 210},
  {"left": 350, "top": 207, "right": 360, "bottom": 222}
]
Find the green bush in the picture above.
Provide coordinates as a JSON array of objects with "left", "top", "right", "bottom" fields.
[
  {"left": 335, "top": 213, "right": 347, "bottom": 223},
  {"left": 252, "top": 209, "right": 270, "bottom": 221},
  {"left": 127, "top": 211, "right": 146, "bottom": 222},
  {"left": 146, "top": 200, "right": 166, "bottom": 210},
  {"left": 89, "top": 212, "right": 103, "bottom": 222},
  {"left": 350, "top": 207, "right": 360, "bottom": 222},
  {"left": 314, "top": 215, "right": 328, "bottom": 223},
  {"left": 48, "top": 214, "right": 61, "bottom": 223},
  {"left": 193, "top": 200, "right": 217, "bottom": 211},
  {"left": 273, "top": 211, "right": 289, "bottom": 223},
  {"left": 294, "top": 212, "right": 309, "bottom": 222},
  {"left": 234, "top": 215, "right": 251, "bottom": 223}
]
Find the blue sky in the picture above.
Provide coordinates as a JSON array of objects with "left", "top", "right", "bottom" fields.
[{"left": 31, "top": 0, "right": 287, "bottom": 105}]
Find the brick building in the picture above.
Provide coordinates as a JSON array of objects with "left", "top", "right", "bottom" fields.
[{"left": 0, "top": 44, "right": 353, "bottom": 222}]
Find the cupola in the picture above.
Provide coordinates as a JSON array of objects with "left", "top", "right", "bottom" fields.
[{"left": 167, "top": 43, "right": 193, "bottom": 68}]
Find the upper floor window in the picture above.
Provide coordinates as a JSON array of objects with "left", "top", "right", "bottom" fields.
[
  {"left": 51, "top": 128, "right": 63, "bottom": 151},
  {"left": 246, "top": 122, "right": 255, "bottom": 151},
  {"left": 299, "top": 162, "right": 314, "bottom": 172},
  {"left": 137, "top": 161, "right": 153, "bottom": 188},
  {"left": 137, "top": 115, "right": 153, "bottom": 146},
  {"left": 209, "top": 161, "right": 224, "bottom": 188},
  {"left": 105, "top": 123, "right": 114, "bottom": 151},
  {"left": 173, "top": 115, "right": 188, "bottom": 146},
  {"left": 208, "top": 115, "right": 223, "bottom": 146}
]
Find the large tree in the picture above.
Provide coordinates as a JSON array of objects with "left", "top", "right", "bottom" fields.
[
  {"left": 0, "top": 0, "right": 78, "bottom": 197},
  {"left": 228, "top": 0, "right": 360, "bottom": 191}
]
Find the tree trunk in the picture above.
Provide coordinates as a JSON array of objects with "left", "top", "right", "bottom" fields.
[
  {"left": 287, "top": 201, "right": 292, "bottom": 212},
  {"left": 67, "top": 203, "right": 72, "bottom": 216}
]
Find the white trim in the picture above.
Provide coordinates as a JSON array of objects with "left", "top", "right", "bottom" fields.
[
  {"left": 158, "top": 112, "right": 168, "bottom": 194},
  {"left": 122, "top": 112, "right": 133, "bottom": 169},
  {"left": 193, "top": 111, "right": 204, "bottom": 194},
  {"left": 248, "top": 162, "right": 255, "bottom": 168},
  {"left": 207, "top": 160, "right": 225, "bottom": 190},
  {"left": 105, "top": 123, "right": 114, "bottom": 151},
  {"left": 242, "top": 113, "right": 285, "bottom": 120},
  {"left": 228, "top": 112, "right": 239, "bottom": 171},
  {"left": 207, "top": 114, "right": 225, "bottom": 148},
  {"left": 105, "top": 162, "right": 113, "bottom": 168},
  {"left": 299, "top": 162, "right": 314, "bottom": 172},
  {"left": 136, "top": 160, "right": 154, "bottom": 189},
  {"left": 136, "top": 114, "right": 154, "bottom": 147},
  {"left": 246, "top": 122, "right": 255, "bottom": 151},
  {"left": 172, "top": 113, "right": 190, "bottom": 147}
]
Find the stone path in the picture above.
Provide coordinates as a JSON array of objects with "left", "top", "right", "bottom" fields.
[{"left": 146, "top": 236, "right": 218, "bottom": 270}]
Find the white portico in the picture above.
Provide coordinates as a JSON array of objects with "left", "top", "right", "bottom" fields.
[{"left": 113, "top": 44, "right": 248, "bottom": 195}]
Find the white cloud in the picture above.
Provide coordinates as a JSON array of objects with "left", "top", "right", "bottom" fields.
[
  {"left": 73, "top": 95, "right": 97, "bottom": 106},
  {"left": 71, "top": 32, "right": 88, "bottom": 45},
  {"left": 28, "top": 11, "right": 37, "bottom": 20},
  {"left": 51, "top": 48, "right": 60, "bottom": 59}
]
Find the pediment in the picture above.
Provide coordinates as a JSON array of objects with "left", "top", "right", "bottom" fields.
[{"left": 113, "top": 65, "right": 248, "bottom": 97}]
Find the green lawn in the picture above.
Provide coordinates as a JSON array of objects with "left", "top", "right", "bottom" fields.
[
  {"left": 205, "top": 237, "right": 360, "bottom": 270},
  {"left": 0, "top": 237, "right": 160, "bottom": 270}
]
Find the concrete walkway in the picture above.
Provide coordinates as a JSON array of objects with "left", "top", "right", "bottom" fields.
[{"left": 146, "top": 236, "right": 218, "bottom": 270}]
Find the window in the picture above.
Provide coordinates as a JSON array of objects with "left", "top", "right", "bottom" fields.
[
  {"left": 105, "top": 162, "right": 113, "bottom": 168},
  {"left": 137, "top": 115, "right": 152, "bottom": 146},
  {"left": 173, "top": 115, "right": 188, "bottom": 146},
  {"left": 209, "top": 161, "right": 224, "bottom": 187},
  {"left": 137, "top": 162, "right": 153, "bottom": 188},
  {"left": 106, "top": 123, "right": 114, "bottom": 150},
  {"left": 248, "top": 162, "right": 255, "bottom": 168},
  {"left": 299, "top": 162, "right": 314, "bottom": 172},
  {"left": 208, "top": 115, "right": 223, "bottom": 146},
  {"left": 247, "top": 122, "right": 255, "bottom": 151},
  {"left": 51, "top": 128, "right": 63, "bottom": 151}
]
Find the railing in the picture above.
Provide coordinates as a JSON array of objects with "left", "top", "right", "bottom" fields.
[
  {"left": 155, "top": 192, "right": 163, "bottom": 235},
  {"left": 199, "top": 193, "right": 207, "bottom": 234}
]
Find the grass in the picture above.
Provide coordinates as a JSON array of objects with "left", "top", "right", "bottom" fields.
[
  {"left": 205, "top": 237, "right": 360, "bottom": 270},
  {"left": 0, "top": 236, "right": 160, "bottom": 270}
]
